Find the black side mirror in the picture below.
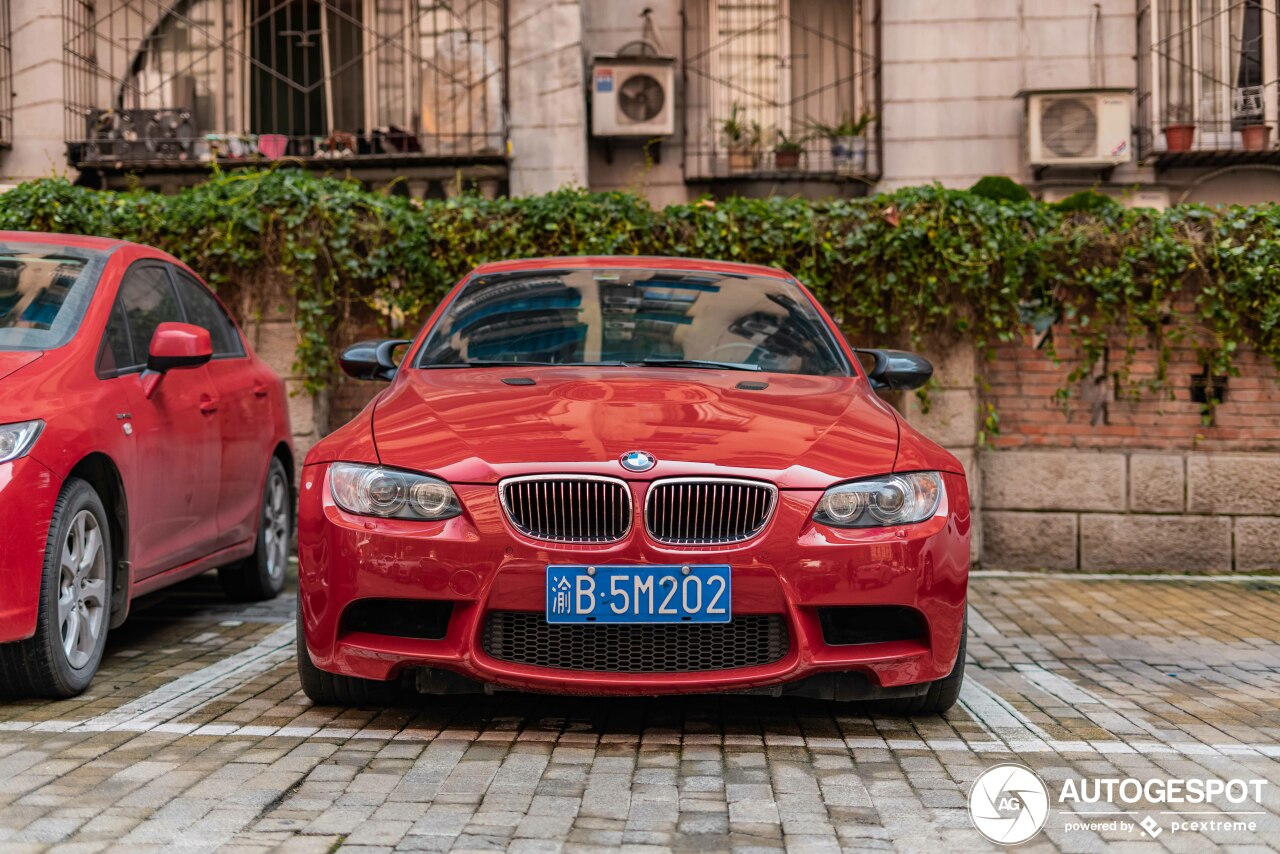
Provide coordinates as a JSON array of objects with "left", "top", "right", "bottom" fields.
[
  {"left": 855, "top": 348, "right": 933, "bottom": 391},
  {"left": 340, "top": 339, "right": 411, "bottom": 381}
]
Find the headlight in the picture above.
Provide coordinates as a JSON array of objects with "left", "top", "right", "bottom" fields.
[
  {"left": 0, "top": 420, "right": 44, "bottom": 464},
  {"left": 813, "top": 471, "right": 943, "bottom": 528},
  {"left": 328, "top": 462, "right": 462, "bottom": 520}
]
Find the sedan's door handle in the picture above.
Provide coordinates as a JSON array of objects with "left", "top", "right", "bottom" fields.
[
  {"left": 199, "top": 394, "right": 219, "bottom": 415},
  {"left": 252, "top": 381, "right": 269, "bottom": 399}
]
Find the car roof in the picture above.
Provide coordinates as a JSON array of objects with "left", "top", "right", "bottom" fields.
[
  {"left": 0, "top": 230, "right": 134, "bottom": 252},
  {"left": 469, "top": 256, "right": 793, "bottom": 280}
]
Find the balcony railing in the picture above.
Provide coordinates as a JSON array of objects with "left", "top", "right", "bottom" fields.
[
  {"left": 1137, "top": 0, "right": 1280, "bottom": 166},
  {"left": 682, "top": 0, "right": 881, "bottom": 184},
  {"left": 62, "top": 0, "right": 506, "bottom": 172}
]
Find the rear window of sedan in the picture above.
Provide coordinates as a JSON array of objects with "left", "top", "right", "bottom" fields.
[
  {"left": 0, "top": 244, "right": 109, "bottom": 352},
  {"left": 416, "top": 267, "right": 851, "bottom": 377}
]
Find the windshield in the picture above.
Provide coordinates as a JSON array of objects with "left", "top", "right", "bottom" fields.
[
  {"left": 416, "top": 267, "right": 849, "bottom": 376},
  {"left": 0, "top": 244, "right": 108, "bottom": 352}
]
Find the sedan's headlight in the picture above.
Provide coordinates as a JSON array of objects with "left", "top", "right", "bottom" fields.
[
  {"left": 0, "top": 420, "right": 44, "bottom": 464},
  {"left": 328, "top": 462, "right": 462, "bottom": 520},
  {"left": 813, "top": 471, "right": 943, "bottom": 528}
]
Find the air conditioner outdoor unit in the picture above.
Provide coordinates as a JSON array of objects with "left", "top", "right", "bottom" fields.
[
  {"left": 1024, "top": 89, "right": 1132, "bottom": 167},
  {"left": 591, "top": 55, "right": 675, "bottom": 138}
]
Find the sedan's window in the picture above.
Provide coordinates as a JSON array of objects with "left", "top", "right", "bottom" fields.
[
  {"left": 118, "top": 265, "right": 181, "bottom": 361},
  {"left": 0, "top": 246, "right": 108, "bottom": 352},
  {"left": 172, "top": 270, "right": 244, "bottom": 358},
  {"left": 97, "top": 299, "right": 134, "bottom": 375},
  {"left": 417, "top": 268, "right": 850, "bottom": 377}
]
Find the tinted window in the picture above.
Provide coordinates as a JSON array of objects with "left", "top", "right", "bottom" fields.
[
  {"left": 97, "top": 299, "right": 135, "bottom": 375},
  {"left": 0, "top": 246, "right": 109, "bottom": 352},
  {"left": 417, "top": 268, "right": 849, "bottom": 377},
  {"left": 172, "top": 271, "right": 243, "bottom": 357},
  {"left": 118, "top": 265, "right": 181, "bottom": 360}
]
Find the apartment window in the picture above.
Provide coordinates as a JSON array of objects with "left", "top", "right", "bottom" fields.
[
  {"left": 1139, "top": 0, "right": 1279, "bottom": 156},
  {"left": 63, "top": 0, "right": 506, "bottom": 165},
  {"left": 684, "top": 0, "right": 879, "bottom": 181}
]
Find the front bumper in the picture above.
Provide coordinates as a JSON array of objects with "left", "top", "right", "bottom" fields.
[
  {"left": 0, "top": 456, "right": 60, "bottom": 643},
  {"left": 297, "top": 465, "right": 970, "bottom": 697}
]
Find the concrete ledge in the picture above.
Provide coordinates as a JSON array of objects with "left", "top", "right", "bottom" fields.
[
  {"left": 982, "top": 511, "right": 1077, "bottom": 571},
  {"left": 982, "top": 450, "right": 1126, "bottom": 511},
  {"left": 1080, "top": 514, "right": 1232, "bottom": 572}
]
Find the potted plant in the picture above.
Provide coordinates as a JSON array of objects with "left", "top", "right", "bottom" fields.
[
  {"left": 809, "top": 110, "right": 875, "bottom": 174},
  {"left": 1240, "top": 117, "right": 1272, "bottom": 152},
  {"left": 773, "top": 130, "right": 806, "bottom": 170},
  {"left": 1162, "top": 105, "right": 1196, "bottom": 152},
  {"left": 719, "top": 104, "right": 762, "bottom": 172}
]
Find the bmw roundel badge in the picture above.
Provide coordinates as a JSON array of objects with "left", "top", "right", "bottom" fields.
[{"left": 619, "top": 450, "right": 656, "bottom": 472}]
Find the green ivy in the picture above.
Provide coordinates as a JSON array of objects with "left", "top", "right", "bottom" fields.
[{"left": 2, "top": 170, "right": 1277, "bottom": 431}]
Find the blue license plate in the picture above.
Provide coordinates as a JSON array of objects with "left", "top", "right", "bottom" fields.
[{"left": 546, "top": 565, "right": 731, "bottom": 624}]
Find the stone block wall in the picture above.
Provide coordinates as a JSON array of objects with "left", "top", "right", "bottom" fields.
[{"left": 979, "top": 451, "right": 1280, "bottom": 572}]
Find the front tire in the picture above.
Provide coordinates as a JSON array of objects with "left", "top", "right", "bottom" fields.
[
  {"left": 296, "top": 600, "right": 402, "bottom": 706},
  {"left": 219, "top": 456, "right": 291, "bottom": 602},
  {"left": 0, "top": 478, "right": 112, "bottom": 698},
  {"left": 875, "top": 614, "right": 967, "bottom": 716}
]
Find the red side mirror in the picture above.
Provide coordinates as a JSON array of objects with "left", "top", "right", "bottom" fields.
[{"left": 143, "top": 322, "right": 212, "bottom": 399}]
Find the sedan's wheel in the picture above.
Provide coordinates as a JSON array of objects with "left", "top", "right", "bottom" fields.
[
  {"left": 0, "top": 478, "right": 112, "bottom": 698},
  {"left": 218, "top": 457, "right": 291, "bottom": 602}
]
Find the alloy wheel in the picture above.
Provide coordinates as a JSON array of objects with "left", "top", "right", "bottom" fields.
[
  {"left": 264, "top": 470, "right": 290, "bottom": 584},
  {"left": 57, "top": 510, "right": 107, "bottom": 670}
]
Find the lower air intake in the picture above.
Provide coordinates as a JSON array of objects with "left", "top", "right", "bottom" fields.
[{"left": 481, "top": 611, "right": 789, "bottom": 672}]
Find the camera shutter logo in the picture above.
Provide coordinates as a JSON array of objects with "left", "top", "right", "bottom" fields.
[{"left": 969, "top": 764, "right": 1050, "bottom": 845}]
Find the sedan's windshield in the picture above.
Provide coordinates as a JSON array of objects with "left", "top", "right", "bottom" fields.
[
  {"left": 0, "top": 245, "right": 107, "bottom": 352},
  {"left": 416, "top": 267, "right": 849, "bottom": 376}
]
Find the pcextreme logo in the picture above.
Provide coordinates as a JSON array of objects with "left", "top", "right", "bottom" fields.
[{"left": 968, "top": 765, "right": 1271, "bottom": 845}]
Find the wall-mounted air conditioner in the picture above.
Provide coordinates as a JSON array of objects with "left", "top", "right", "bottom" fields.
[
  {"left": 591, "top": 55, "right": 675, "bottom": 138},
  {"left": 1023, "top": 88, "right": 1133, "bottom": 168}
]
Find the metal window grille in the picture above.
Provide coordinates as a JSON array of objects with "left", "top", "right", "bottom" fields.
[
  {"left": 683, "top": 0, "right": 880, "bottom": 181},
  {"left": 0, "top": 0, "right": 11, "bottom": 147},
  {"left": 62, "top": 0, "right": 507, "bottom": 168},
  {"left": 1137, "top": 0, "right": 1280, "bottom": 159}
]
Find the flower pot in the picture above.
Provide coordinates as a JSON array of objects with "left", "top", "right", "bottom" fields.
[
  {"left": 1162, "top": 123, "right": 1196, "bottom": 152},
  {"left": 1241, "top": 124, "right": 1272, "bottom": 151},
  {"left": 774, "top": 149, "right": 801, "bottom": 170},
  {"left": 831, "top": 136, "right": 867, "bottom": 174},
  {"left": 727, "top": 147, "right": 759, "bottom": 172}
]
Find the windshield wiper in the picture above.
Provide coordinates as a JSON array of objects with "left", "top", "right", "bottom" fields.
[
  {"left": 639, "top": 358, "right": 762, "bottom": 372},
  {"left": 423, "top": 359, "right": 628, "bottom": 368}
]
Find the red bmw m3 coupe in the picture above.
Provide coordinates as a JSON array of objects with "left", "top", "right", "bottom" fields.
[
  {"left": 297, "top": 257, "right": 970, "bottom": 713},
  {"left": 0, "top": 232, "right": 293, "bottom": 697}
]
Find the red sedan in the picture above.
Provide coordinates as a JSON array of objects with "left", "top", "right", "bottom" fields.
[
  {"left": 298, "top": 257, "right": 969, "bottom": 713},
  {"left": 0, "top": 232, "right": 293, "bottom": 697}
]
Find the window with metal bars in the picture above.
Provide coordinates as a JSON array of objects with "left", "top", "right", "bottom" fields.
[
  {"left": 0, "top": 0, "right": 10, "bottom": 148},
  {"left": 62, "top": 0, "right": 506, "bottom": 167},
  {"left": 683, "top": 0, "right": 880, "bottom": 181},
  {"left": 1137, "top": 0, "right": 1280, "bottom": 158}
]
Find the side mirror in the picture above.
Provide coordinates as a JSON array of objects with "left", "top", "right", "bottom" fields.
[
  {"left": 855, "top": 348, "right": 933, "bottom": 391},
  {"left": 340, "top": 339, "right": 411, "bottom": 381},
  {"left": 142, "top": 322, "right": 213, "bottom": 399}
]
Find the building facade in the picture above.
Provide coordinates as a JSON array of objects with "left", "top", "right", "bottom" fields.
[
  {"left": 2, "top": 0, "right": 1277, "bottom": 572},
  {"left": 3, "top": 1, "right": 1279, "bottom": 204}
]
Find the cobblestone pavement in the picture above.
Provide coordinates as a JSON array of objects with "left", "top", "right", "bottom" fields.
[{"left": 0, "top": 570, "right": 1277, "bottom": 853}]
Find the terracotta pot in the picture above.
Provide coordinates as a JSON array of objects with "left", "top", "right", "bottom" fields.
[
  {"left": 727, "top": 147, "right": 758, "bottom": 172},
  {"left": 1162, "top": 123, "right": 1196, "bottom": 152},
  {"left": 1241, "top": 124, "right": 1272, "bottom": 152},
  {"left": 774, "top": 149, "right": 801, "bottom": 170}
]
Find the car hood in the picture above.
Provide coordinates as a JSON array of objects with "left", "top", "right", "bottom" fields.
[
  {"left": 371, "top": 367, "right": 900, "bottom": 488},
  {"left": 0, "top": 351, "right": 41, "bottom": 383}
]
